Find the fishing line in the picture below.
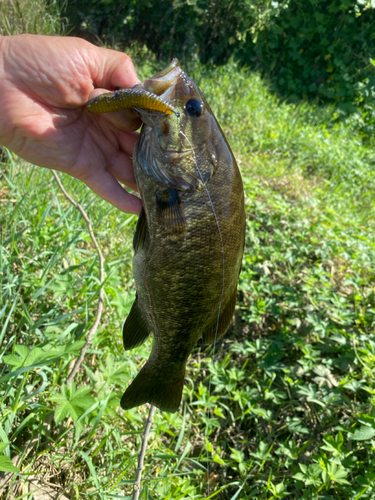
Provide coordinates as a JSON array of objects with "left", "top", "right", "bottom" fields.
[{"left": 179, "top": 129, "right": 226, "bottom": 497}]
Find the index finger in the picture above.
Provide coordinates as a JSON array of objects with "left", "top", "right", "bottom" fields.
[
  {"left": 89, "top": 46, "right": 141, "bottom": 91},
  {"left": 84, "top": 168, "right": 142, "bottom": 214}
]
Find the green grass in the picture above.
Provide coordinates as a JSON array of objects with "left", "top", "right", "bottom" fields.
[
  {"left": 1, "top": 52, "right": 375, "bottom": 499},
  {"left": 0, "top": 0, "right": 64, "bottom": 36}
]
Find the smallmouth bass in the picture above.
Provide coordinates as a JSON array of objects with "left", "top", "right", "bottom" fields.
[{"left": 89, "top": 59, "right": 245, "bottom": 413}]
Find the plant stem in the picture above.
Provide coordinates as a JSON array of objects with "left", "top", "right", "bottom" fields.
[
  {"left": 132, "top": 405, "right": 156, "bottom": 500},
  {"left": 51, "top": 170, "right": 105, "bottom": 385}
]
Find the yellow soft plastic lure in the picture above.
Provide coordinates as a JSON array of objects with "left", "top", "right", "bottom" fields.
[{"left": 87, "top": 88, "right": 177, "bottom": 115}]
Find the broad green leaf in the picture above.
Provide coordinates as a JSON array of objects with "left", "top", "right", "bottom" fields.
[
  {"left": 64, "top": 341, "right": 85, "bottom": 355},
  {"left": 15, "top": 344, "right": 29, "bottom": 359},
  {"left": 293, "top": 463, "right": 322, "bottom": 486},
  {"left": 350, "top": 426, "right": 375, "bottom": 441},
  {"left": 214, "top": 453, "right": 226, "bottom": 465},
  {"left": 0, "top": 442, "right": 9, "bottom": 453},
  {"left": 214, "top": 407, "right": 225, "bottom": 418},
  {"left": 230, "top": 448, "right": 245, "bottom": 463},
  {"left": 286, "top": 417, "right": 309, "bottom": 435},
  {"left": 0, "top": 456, "right": 19, "bottom": 473},
  {"left": 54, "top": 401, "right": 71, "bottom": 425},
  {"left": 49, "top": 393, "right": 68, "bottom": 403},
  {"left": 251, "top": 406, "right": 273, "bottom": 420},
  {"left": 299, "top": 463, "right": 307, "bottom": 474},
  {"left": 50, "top": 383, "right": 95, "bottom": 426},
  {"left": 293, "top": 473, "right": 304, "bottom": 481},
  {"left": 327, "top": 463, "right": 350, "bottom": 485},
  {"left": 73, "top": 387, "right": 92, "bottom": 400},
  {"left": 275, "top": 482, "right": 285, "bottom": 494},
  {"left": 251, "top": 441, "right": 272, "bottom": 461}
]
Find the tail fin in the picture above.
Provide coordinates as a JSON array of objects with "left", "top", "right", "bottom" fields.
[{"left": 121, "top": 362, "right": 185, "bottom": 413}]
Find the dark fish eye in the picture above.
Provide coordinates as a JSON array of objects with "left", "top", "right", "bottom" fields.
[{"left": 185, "top": 98, "right": 204, "bottom": 117}]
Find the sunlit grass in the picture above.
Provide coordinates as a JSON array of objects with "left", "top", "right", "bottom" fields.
[{"left": 0, "top": 0, "right": 65, "bottom": 36}]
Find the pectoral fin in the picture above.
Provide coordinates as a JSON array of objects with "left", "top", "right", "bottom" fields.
[
  {"left": 202, "top": 288, "right": 237, "bottom": 344},
  {"left": 133, "top": 207, "right": 147, "bottom": 254},
  {"left": 156, "top": 188, "right": 186, "bottom": 235},
  {"left": 123, "top": 296, "right": 151, "bottom": 350}
]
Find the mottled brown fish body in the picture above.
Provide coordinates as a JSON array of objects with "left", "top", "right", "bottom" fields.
[{"left": 121, "top": 59, "right": 245, "bottom": 412}]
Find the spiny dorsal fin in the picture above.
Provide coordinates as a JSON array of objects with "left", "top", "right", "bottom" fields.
[
  {"left": 202, "top": 288, "right": 237, "bottom": 344},
  {"left": 123, "top": 296, "right": 151, "bottom": 350}
]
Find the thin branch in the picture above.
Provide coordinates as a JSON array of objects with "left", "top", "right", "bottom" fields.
[
  {"left": 51, "top": 170, "right": 105, "bottom": 385},
  {"left": 132, "top": 404, "right": 156, "bottom": 500}
]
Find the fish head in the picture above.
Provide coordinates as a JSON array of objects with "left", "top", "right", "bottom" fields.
[{"left": 134, "top": 59, "right": 232, "bottom": 192}]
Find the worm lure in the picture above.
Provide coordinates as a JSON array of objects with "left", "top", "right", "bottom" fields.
[{"left": 87, "top": 88, "right": 177, "bottom": 115}]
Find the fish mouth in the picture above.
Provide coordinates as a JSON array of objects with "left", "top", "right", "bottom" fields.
[
  {"left": 142, "top": 58, "right": 196, "bottom": 108},
  {"left": 143, "top": 59, "right": 182, "bottom": 96}
]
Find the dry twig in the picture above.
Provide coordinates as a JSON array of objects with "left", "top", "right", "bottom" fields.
[
  {"left": 132, "top": 405, "right": 156, "bottom": 500},
  {"left": 51, "top": 170, "right": 105, "bottom": 384}
]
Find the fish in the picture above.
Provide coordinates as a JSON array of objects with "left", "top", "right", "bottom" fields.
[{"left": 89, "top": 59, "right": 245, "bottom": 413}]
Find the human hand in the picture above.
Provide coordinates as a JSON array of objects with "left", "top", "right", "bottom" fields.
[{"left": 0, "top": 34, "right": 142, "bottom": 214}]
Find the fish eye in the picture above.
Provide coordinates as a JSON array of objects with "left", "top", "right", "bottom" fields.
[{"left": 185, "top": 98, "right": 204, "bottom": 117}]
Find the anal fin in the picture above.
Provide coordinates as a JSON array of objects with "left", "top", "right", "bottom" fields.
[
  {"left": 123, "top": 296, "right": 150, "bottom": 350},
  {"left": 202, "top": 288, "right": 237, "bottom": 344}
]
